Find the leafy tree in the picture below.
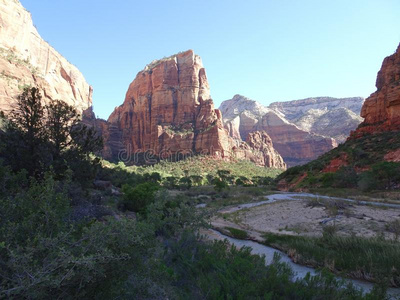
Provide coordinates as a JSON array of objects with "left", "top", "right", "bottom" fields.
[
  {"left": 217, "top": 169, "right": 231, "bottom": 180},
  {"left": 235, "top": 176, "right": 250, "bottom": 186},
  {"left": 371, "top": 162, "right": 400, "bottom": 189},
  {"left": 189, "top": 175, "right": 203, "bottom": 186},
  {"left": 121, "top": 182, "right": 159, "bottom": 213},
  {"left": 165, "top": 176, "right": 179, "bottom": 189},
  {"left": 1, "top": 87, "right": 49, "bottom": 177},
  {"left": 0, "top": 87, "right": 103, "bottom": 182},
  {"left": 144, "top": 172, "right": 162, "bottom": 183}
]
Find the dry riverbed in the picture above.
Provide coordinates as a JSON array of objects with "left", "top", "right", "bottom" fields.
[{"left": 213, "top": 195, "right": 400, "bottom": 240}]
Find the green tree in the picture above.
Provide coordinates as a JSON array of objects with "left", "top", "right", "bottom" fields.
[
  {"left": 1, "top": 87, "right": 103, "bottom": 182},
  {"left": 189, "top": 175, "right": 203, "bottom": 186},
  {"left": 371, "top": 162, "right": 400, "bottom": 189},
  {"left": 121, "top": 182, "right": 159, "bottom": 213},
  {"left": 1, "top": 87, "right": 49, "bottom": 177}
]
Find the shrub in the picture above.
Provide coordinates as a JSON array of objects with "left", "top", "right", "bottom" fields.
[
  {"left": 213, "top": 177, "right": 228, "bottom": 192},
  {"left": 371, "top": 162, "right": 400, "bottom": 190},
  {"left": 121, "top": 182, "right": 159, "bottom": 213},
  {"left": 225, "top": 227, "right": 249, "bottom": 239},
  {"left": 179, "top": 177, "right": 192, "bottom": 190}
]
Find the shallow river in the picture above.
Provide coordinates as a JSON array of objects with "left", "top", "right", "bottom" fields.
[{"left": 205, "top": 192, "right": 400, "bottom": 298}]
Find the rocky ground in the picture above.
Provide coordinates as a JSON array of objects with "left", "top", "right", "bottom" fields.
[{"left": 212, "top": 196, "right": 400, "bottom": 240}]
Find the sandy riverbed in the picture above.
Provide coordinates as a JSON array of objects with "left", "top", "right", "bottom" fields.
[{"left": 215, "top": 197, "right": 400, "bottom": 239}]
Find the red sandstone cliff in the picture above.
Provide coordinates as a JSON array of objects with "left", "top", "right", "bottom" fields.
[
  {"left": 106, "top": 50, "right": 231, "bottom": 161},
  {"left": 103, "top": 51, "right": 285, "bottom": 169},
  {"left": 353, "top": 43, "right": 400, "bottom": 137},
  {"left": 0, "top": 0, "right": 92, "bottom": 115}
]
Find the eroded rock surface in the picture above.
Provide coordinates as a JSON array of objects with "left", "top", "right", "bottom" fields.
[
  {"left": 354, "top": 44, "right": 400, "bottom": 137},
  {"left": 220, "top": 95, "right": 350, "bottom": 166},
  {"left": 0, "top": 0, "right": 92, "bottom": 114},
  {"left": 103, "top": 51, "right": 286, "bottom": 169}
]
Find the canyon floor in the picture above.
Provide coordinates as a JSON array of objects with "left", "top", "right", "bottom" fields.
[{"left": 206, "top": 192, "right": 400, "bottom": 241}]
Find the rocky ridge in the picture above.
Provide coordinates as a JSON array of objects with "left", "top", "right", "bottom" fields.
[
  {"left": 219, "top": 94, "right": 364, "bottom": 166},
  {"left": 0, "top": 0, "right": 92, "bottom": 115},
  {"left": 102, "top": 51, "right": 286, "bottom": 169}
]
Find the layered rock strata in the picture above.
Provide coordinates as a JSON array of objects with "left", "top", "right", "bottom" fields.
[
  {"left": 103, "top": 51, "right": 286, "bottom": 169},
  {"left": 353, "top": 44, "right": 400, "bottom": 137},
  {"left": 0, "top": 0, "right": 92, "bottom": 114}
]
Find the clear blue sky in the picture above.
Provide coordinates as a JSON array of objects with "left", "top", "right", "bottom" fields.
[{"left": 20, "top": 0, "right": 400, "bottom": 119}]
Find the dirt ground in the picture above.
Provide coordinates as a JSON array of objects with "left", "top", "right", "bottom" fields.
[{"left": 214, "top": 199, "right": 400, "bottom": 239}]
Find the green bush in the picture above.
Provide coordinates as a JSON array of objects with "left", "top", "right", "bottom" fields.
[
  {"left": 225, "top": 227, "right": 249, "bottom": 239},
  {"left": 370, "top": 162, "right": 400, "bottom": 189},
  {"left": 121, "top": 182, "right": 159, "bottom": 213},
  {"left": 178, "top": 177, "right": 192, "bottom": 189},
  {"left": 213, "top": 177, "right": 229, "bottom": 192}
]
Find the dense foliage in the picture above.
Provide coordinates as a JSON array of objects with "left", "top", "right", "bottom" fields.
[{"left": 101, "top": 157, "right": 279, "bottom": 191}]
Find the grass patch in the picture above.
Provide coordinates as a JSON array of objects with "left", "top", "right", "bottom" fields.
[
  {"left": 225, "top": 227, "right": 249, "bottom": 239},
  {"left": 262, "top": 232, "right": 400, "bottom": 286}
]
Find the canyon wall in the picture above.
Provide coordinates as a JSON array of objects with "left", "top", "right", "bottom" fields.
[
  {"left": 103, "top": 51, "right": 286, "bottom": 169},
  {"left": 353, "top": 43, "right": 400, "bottom": 137},
  {"left": 0, "top": 0, "right": 92, "bottom": 115},
  {"left": 219, "top": 95, "right": 354, "bottom": 166}
]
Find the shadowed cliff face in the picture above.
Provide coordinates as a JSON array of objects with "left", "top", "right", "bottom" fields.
[
  {"left": 354, "top": 43, "right": 400, "bottom": 137},
  {"left": 102, "top": 50, "right": 286, "bottom": 169},
  {"left": 0, "top": 0, "right": 92, "bottom": 115}
]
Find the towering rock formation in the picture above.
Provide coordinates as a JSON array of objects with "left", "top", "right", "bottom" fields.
[
  {"left": 292, "top": 107, "right": 363, "bottom": 143},
  {"left": 353, "top": 43, "right": 400, "bottom": 137},
  {"left": 0, "top": 0, "right": 92, "bottom": 115},
  {"left": 219, "top": 95, "right": 344, "bottom": 166},
  {"left": 104, "top": 51, "right": 286, "bottom": 169},
  {"left": 105, "top": 50, "right": 231, "bottom": 161}
]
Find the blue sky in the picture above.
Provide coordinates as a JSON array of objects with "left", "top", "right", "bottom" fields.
[{"left": 20, "top": 0, "right": 400, "bottom": 119}]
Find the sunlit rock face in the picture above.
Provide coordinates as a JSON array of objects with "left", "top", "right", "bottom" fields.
[
  {"left": 103, "top": 51, "right": 286, "bottom": 168},
  {"left": 353, "top": 43, "right": 400, "bottom": 137},
  {"left": 219, "top": 95, "right": 362, "bottom": 167},
  {"left": 0, "top": 0, "right": 92, "bottom": 114},
  {"left": 105, "top": 50, "right": 232, "bottom": 162},
  {"left": 232, "top": 131, "right": 287, "bottom": 169},
  {"left": 269, "top": 97, "right": 364, "bottom": 143}
]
